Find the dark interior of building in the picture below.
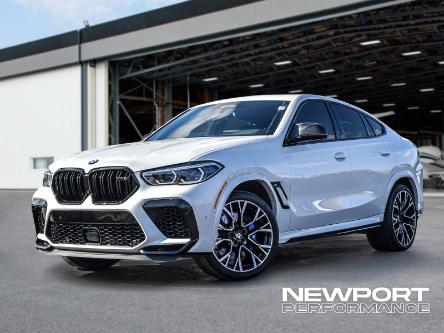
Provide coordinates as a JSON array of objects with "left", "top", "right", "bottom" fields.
[{"left": 109, "top": 0, "right": 444, "bottom": 146}]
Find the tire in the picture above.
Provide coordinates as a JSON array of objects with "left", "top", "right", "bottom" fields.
[
  {"left": 194, "top": 191, "right": 278, "bottom": 280},
  {"left": 62, "top": 256, "right": 120, "bottom": 271},
  {"left": 366, "top": 184, "right": 417, "bottom": 251}
]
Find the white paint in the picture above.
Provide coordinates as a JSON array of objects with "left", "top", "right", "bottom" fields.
[
  {"left": 87, "top": 61, "right": 109, "bottom": 149},
  {"left": 0, "top": 65, "right": 81, "bottom": 188}
]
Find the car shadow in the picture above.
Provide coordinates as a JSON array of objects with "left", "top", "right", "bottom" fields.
[{"left": 47, "top": 234, "right": 412, "bottom": 287}]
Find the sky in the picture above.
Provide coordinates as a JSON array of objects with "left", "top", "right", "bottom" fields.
[{"left": 0, "top": 0, "right": 186, "bottom": 49}]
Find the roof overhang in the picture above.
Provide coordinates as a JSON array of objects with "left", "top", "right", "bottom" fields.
[{"left": 0, "top": 0, "right": 408, "bottom": 79}]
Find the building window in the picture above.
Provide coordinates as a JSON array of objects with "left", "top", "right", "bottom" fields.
[{"left": 32, "top": 157, "right": 54, "bottom": 169}]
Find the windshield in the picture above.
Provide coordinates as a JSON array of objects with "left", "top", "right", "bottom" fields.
[{"left": 148, "top": 100, "right": 290, "bottom": 141}]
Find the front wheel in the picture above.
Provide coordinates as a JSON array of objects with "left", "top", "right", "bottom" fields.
[
  {"left": 366, "top": 184, "right": 417, "bottom": 251},
  {"left": 62, "top": 257, "right": 120, "bottom": 271},
  {"left": 194, "top": 191, "right": 278, "bottom": 280}
]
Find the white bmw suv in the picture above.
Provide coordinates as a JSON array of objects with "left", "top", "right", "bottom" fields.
[{"left": 32, "top": 95, "right": 423, "bottom": 280}]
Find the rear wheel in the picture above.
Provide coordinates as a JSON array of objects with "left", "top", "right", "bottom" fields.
[
  {"left": 366, "top": 184, "right": 417, "bottom": 251},
  {"left": 194, "top": 191, "right": 278, "bottom": 280},
  {"left": 62, "top": 257, "right": 120, "bottom": 271}
]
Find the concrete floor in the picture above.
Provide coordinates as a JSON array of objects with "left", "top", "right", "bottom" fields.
[{"left": 1, "top": 190, "right": 443, "bottom": 333}]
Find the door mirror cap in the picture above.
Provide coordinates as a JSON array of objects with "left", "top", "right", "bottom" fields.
[{"left": 287, "top": 122, "right": 328, "bottom": 144}]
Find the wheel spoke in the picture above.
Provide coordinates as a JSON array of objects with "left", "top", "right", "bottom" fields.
[
  {"left": 392, "top": 190, "right": 416, "bottom": 247},
  {"left": 213, "top": 199, "right": 273, "bottom": 273},
  {"left": 404, "top": 226, "right": 412, "bottom": 245},
  {"left": 242, "top": 245, "right": 263, "bottom": 268},
  {"left": 247, "top": 237, "right": 271, "bottom": 254}
]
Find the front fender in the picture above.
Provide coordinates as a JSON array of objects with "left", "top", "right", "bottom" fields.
[{"left": 211, "top": 172, "right": 290, "bottom": 243}]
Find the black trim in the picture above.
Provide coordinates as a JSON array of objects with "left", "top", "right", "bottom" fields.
[
  {"left": 51, "top": 167, "right": 139, "bottom": 205},
  {"left": 143, "top": 198, "right": 199, "bottom": 240},
  {"left": 81, "top": 0, "right": 262, "bottom": 43},
  {"left": 363, "top": 114, "right": 387, "bottom": 137},
  {"left": 100, "top": 0, "right": 395, "bottom": 62},
  {"left": 328, "top": 101, "right": 388, "bottom": 141},
  {"left": 140, "top": 240, "right": 198, "bottom": 258},
  {"left": 283, "top": 99, "right": 338, "bottom": 147},
  {"left": 271, "top": 182, "right": 289, "bottom": 209},
  {"left": 0, "top": 31, "right": 78, "bottom": 62},
  {"left": 0, "top": 0, "right": 260, "bottom": 63},
  {"left": 328, "top": 101, "right": 370, "bottom": 140},
  {"left": 286, "top": 222, "right": 382, "bottom": 243},
  {"left": 49, "top": 210, "right": 138, "bottom": 224},
  {"left": 51, "top": 168, "right": 89, "bottom": 205},
  {"left": 1, "top": 0, "right": 395, "bottom": 64},
  {"left": 31, "top": 198, "right": 47, "bottom": 235},
  {"left": 360, "top": 112, "right": 376, "bottom": 137},
  {"left": 88, "top": 166, "right": 140, "bottom": 205},
  {"left": 46, "top": 210, "right": 146, "bottom": 247}
]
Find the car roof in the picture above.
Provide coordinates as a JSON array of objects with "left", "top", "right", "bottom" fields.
[
  {"left": 199, "top": 94, "right": 360, "bottom": 109},
  {"left": 198, "top": 94, "right": 384, "bottom": 124}
]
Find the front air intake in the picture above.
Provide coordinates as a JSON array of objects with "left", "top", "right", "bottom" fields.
[
  {"left": 46, "top": 210, "right": 146, "bottom": 247},
  {"left": 143, "top": 199, "right": 199, "bottom": 239}
]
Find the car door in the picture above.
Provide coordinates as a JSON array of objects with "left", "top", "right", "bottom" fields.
[
  {"left": 286, "top": 99, "right": 352, "bottom": 231},
  {"left": 329, "top": 102, "right": 395, "bottom": 221}
]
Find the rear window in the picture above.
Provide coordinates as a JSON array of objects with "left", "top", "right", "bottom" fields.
[
  {"left": 330, "top": 103, "right": 368, "bottom": 139},
  {"left": 365, "top": 115, "right": 385, "bottom": 136}
]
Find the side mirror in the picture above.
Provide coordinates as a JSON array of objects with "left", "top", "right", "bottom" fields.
[{"left": 287, "top": 122, "right": 327, "bottom": 144}]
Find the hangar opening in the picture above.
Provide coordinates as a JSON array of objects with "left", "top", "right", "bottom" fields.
[{"left": 109, "top": 0, "right": 444, "bottom": 150}]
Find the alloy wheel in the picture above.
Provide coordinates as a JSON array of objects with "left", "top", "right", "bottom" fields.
[
  {"left": 392, "top": 190, "right": 417, "bottom": 247},
  {"left": 213, "top": 199, "right": 274, "bottom": 273}
]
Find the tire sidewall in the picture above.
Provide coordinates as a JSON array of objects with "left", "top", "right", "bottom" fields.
[{"left": 384, "top": 184, "right": 417, "bottom": 250}]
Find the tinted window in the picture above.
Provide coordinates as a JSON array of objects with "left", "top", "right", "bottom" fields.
[
  {"left": 361, "top": 115, "right": 375, "bottom": 137},
  {"left": 294, "top": 100, "right": 335, "bottom": 140},
  {"left": 330, "top": 103, "right": 368, "bottom": 139},
  {"left": 149, "top": 100, "right": 289, "bottom": 140},
  {"left": 365, "top": 115, "right": 384, "bottom": 136}
]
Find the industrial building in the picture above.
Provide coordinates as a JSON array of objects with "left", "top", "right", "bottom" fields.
[{"left": 0, "top": 0, "right": 443, "bottom": 188}]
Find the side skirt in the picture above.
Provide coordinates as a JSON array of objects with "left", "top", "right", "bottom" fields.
[{"left": 279, "top": 214, "right": 383, "bottom": 244}]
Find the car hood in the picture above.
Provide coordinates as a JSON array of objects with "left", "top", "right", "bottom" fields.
[{"left": 51, "top": 136, "right": 267, "bottom": 172}]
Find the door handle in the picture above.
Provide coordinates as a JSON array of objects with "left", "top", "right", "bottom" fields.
[
  {"left": 334, "top": 152, "right": 346, "bottom": 160},
  {"left": 379, "top": 150, "right": 391, "bottom": 156}
]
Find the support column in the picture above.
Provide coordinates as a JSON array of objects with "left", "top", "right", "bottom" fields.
[
  {"left": 87, "top": 62, "right": 96, "bottom": 149},
  {"left": 112, "top": 63, "right": 120, "bottom": 144},
  {"left": 81, "top": 63, "right": 88, "bottom": 151},
  {"left": 165, "top": 80, "right": 173, "bottom": 122},
  {"left": 94, "top": 61, "right": 109, "bottom": 148},
  {"left": 85, "top": 61, "right": 109, "bottom": 149}
]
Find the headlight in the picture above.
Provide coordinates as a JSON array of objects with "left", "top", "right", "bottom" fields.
[
  {"left": 42, "top": 169, "right": 52, "bottom": 187},
  {"left": 142, "top": 161, "right": 223, "bottom": 185}
]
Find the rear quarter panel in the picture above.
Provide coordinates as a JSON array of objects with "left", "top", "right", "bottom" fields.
[{"left": 387, "top": 130, "right": 424, "bottom": 212}]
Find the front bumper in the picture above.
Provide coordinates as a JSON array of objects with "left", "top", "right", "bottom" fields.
[{"left": 33, "top": 169, "right": 229, "bottom": 259}]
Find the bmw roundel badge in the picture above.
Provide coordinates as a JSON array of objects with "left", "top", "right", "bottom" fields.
[{"left": 88, "top": 159, "right": 99, "bottom": 165}]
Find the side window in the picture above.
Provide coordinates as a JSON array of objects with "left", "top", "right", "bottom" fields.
[
  {"left": 365, "top": 115, "right": 384, "bottom": 136},
  {"left": 330, "top": 103, "right": 368, "bottom": 139},
  {"left": 294, "top": 100, "right": 336, "bottom": 140},
  {"left": 361, "top": 115, "right": 375, "bottom": 137}
]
